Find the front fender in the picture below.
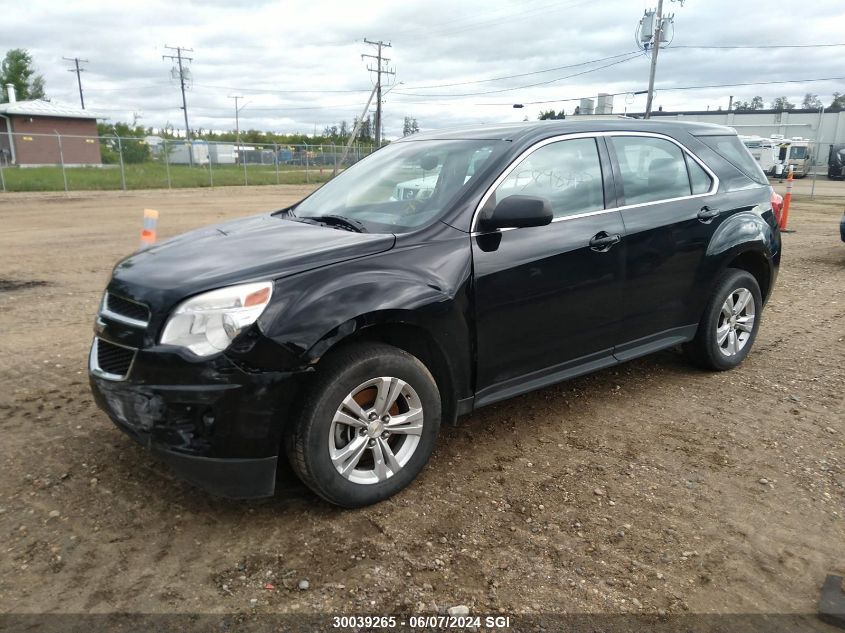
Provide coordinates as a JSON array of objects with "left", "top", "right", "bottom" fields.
[{"left": 257, "top": 236, "right": 475, "bottom": 393}]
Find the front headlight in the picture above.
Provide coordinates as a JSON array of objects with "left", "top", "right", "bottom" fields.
[{"left": 160, "top": 282, "right": 273, "bottom": 356}]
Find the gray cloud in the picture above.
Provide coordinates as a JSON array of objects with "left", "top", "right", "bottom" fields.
[{"left": 2, "top": 0, "right": 843, "bottom": 137}]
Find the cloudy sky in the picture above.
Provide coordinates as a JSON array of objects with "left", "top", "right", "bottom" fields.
[{"left": 2, "top": 0, "right": 844, "bottom": 138}]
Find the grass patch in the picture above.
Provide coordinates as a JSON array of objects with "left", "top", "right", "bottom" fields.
[{"left": 0, "top": 162, "right": 333, "bottom": 192}]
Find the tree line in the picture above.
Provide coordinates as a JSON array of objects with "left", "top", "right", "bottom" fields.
[{"left": 733, "top": 93, "right": 845, "bottom": 111}]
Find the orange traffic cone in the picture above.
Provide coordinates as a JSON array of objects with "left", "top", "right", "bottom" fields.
[
  {"left": 140, "top": 208, "right": 159, "bottom": 249},
  {"left": 780, "top": 170, "right": 795, "bottom": 233}
]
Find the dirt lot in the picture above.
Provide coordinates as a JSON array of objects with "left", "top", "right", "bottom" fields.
[{"left": 0, "top": 183, "right": 842, "bottom": 625}]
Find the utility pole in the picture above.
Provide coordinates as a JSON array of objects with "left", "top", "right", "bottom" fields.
[
  {"left": 643, "top": 0, "right": 664, "bottom": 119},
  {"left": 163, "top": 45, "right": 194, "bottom": 164},
  {"left": 63, "top": 57, "right": 88, "bottom": 109},
  {"left": 639, "top": 1, "right": 681, "bottom": 118},
  {"left": 228, "top": 95, "right": 244, "bottom": 147},
  {"left": 362, "top": 39, "right": 395, "bottom": 147},
  {"left": 229, "top": 95, "right": 247, "bottom": 183},
  {"left": 336, "top": 84, "right": 379, "bottom": 174}
]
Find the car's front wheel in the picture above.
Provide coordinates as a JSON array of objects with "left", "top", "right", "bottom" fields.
[
  {"left": 684, "top": 268, "right": 763, "bottom": 371},
  {"left": 286, "top": 342, "right": 441, "bottom": 507}
]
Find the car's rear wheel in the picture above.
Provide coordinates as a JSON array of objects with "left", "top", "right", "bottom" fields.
[
  {"left": 285, "top": 342, "right": 441, "bottom": 507},
  {"left": 684, "top": 268, "right": 763, "bottom": 371}
]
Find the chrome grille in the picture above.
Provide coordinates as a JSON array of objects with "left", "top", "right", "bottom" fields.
[
  {"left": 101, "top": 292, "right": 150, "bottom": 328},
  {"left": 90, "top": 338, "right": 136, "bottom": 380}
]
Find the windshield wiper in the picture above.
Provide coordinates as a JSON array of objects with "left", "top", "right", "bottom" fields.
[
  {"left": 282, "top": 211, "right": 368, "bottom": 233},
  {"left": 312, "top": 214, "right": 369, "bottom": 233}
]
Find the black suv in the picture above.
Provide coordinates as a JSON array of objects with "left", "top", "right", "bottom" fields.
[{"left": 90, "top": 120, "right": 781, "bottom": 507}]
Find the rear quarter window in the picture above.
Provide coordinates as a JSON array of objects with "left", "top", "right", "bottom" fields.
[
  {"left": 697, "top": 135, "right": 768, "bottom": 185},
  {"left": 685, "top": 154, "right": 713, "bottom": 195}
]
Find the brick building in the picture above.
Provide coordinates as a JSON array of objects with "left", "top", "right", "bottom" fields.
[{"left": 0, "top": 85, "right": 101, "bottom": 166}]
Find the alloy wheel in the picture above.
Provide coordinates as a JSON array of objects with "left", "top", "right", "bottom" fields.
[
  {"left": 716, "top": 287, "right": 756, "bottom": 357},
  {"left": 328, "top": 377, "right": 424, "bottom": 485}
]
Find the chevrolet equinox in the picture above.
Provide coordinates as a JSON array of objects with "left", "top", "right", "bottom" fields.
[{"left": 89, "top": 120, "right": 781, "bottom": 507}]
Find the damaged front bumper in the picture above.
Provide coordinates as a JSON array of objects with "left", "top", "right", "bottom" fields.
[{"left": 89, "top": 339, "right": 304, "bottom": 499}]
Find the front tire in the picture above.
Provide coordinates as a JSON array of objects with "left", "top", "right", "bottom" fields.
[
  {"left": 285, "top": 342, "right": 441, "bottom": 507},
  {"left": 684, "top": 268, "right": 763, "bottom": 371}
]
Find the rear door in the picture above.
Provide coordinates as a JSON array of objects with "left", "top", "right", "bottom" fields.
[
  {"left": 605, "top": 133, "right": 719, "bottom": 358},
  {"left": 472, "top": 136, "right": 626, "bottom": 402}
]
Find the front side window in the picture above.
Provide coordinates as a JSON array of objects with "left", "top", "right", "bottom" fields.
[
  {"left": 490, "top": 137, "right": 605, "bottom": 219},
  {"left": 610, "top": 136, "right": 692, "bottom": 205},
  {"left": 293, "top": 139, "right": 506, "bottom": 233}
]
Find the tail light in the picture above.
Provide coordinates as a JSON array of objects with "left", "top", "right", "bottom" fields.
[{"left": 770, "top": 188, "right": 783, "bottom": 225}]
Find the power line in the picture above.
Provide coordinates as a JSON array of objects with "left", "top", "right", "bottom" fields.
[
  {"left": 400, "top": 51, "right": 641, "bottom": 90},
  {"left": 673, "top": 43, "right": 845, "bottom": 49},
  {"left": 658, "top": 75, "right": 845, "bottom": 93},
  {"left": 81, "top": 81, "right": 371, "bottom": 95},
  {"left": 394, "top": 54, "right": 641, "bottom": 98},
  {"left": 62, "top": 56, "right": 88, "bottom": 109},
  {"left": 94, "top": 73, "right": 845, "bottom": 119},
  {"left": 191, "top": 83, "right": 370, "bottom": 94},
  {"left": 417, "top": 75, "right": 845, "bottom": 108},
  {"left": 87, "top": 70, "right": 845, "bottom": 127},
  {"left": 77, "top": 40, "right": 845, "bottom": 103}
]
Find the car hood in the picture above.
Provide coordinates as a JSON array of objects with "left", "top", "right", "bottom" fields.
[{"left": 108, "top": 213, "right": 395, "bottom": 308}]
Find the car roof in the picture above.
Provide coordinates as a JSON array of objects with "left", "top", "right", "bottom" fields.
[{"left": 394, "top": 119, "right": 736, "bottom": 143}]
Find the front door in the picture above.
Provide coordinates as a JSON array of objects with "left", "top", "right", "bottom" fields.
[{"left": 472, "top": 136, "right": 625, "bottom": 404}]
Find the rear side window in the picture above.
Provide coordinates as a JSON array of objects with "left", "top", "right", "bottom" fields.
[
  {"left": 610, "top": 136, "right": 692, "bottom": 204},
  {"left": 697, "top": 134, "right": 768, "bottom": 185}
]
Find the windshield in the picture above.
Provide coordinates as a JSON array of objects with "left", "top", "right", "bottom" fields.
[
  {"left": 293, "top": 139, "right": 506, "bottom": 233},
  {"left": 789, "top": 146, "right": 807, "bottom": 160}
]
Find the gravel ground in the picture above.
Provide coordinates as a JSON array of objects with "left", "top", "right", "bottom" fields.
[{"left": 0, "top": 183, "right": 842, "bottom": 625}]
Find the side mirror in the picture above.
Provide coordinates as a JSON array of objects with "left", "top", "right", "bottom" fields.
[{"left": 480, "top": 195, "right": 553, "bottom": 230}]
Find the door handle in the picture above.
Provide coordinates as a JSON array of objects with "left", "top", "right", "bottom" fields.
[
  {"left": 697, "top": 206, "right": 721, "bottom": 223},
  {"left": 589, "top": 232, "right": 621, "bottom": 252}
]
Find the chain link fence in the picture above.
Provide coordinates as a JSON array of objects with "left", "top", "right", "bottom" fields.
[{"left": 0, "top": 131, "right": 376, "bottom": 192}]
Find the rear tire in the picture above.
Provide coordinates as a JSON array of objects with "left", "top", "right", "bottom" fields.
[
  {"left": 285, "top": 342, "right": 441, "bottom": 507},
  {"left": 683, "top": 268, "right": 763, "bottom": 371}
]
